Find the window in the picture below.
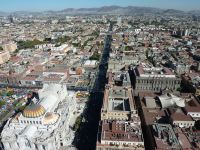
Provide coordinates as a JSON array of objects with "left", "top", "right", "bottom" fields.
[
  {"left": 35, "top": 145, "right": 38, "bottom": 149},
  {"left": 42, "top": 145, "right": 45, "bottom": 150}
]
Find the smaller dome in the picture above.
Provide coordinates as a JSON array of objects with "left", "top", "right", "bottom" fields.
[
  {"left": 23, "top": 104, "right": 46, "bottom": 118},
  {"left": 43, "top": 112, "right": 59, "bottom": 125}
]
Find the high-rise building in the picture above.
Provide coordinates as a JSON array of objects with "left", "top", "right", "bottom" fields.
[
  {"left": 117, "top": 17, "right": 122, "bottom": 26},
  {"left": 8, "top": 15, "right": 14, "bottom": 23}
]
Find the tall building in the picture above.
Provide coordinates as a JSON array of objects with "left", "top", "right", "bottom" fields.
[
  {"left": 117, "top": 17, "right": 122, "bottom": 26},
  {"left": 8, "top": 15, "right": 14, "bottom": 24},
  {"left": 183, "top": 28, "right": 191, "bottom": 37},
  {"left": 1, "top": 84, "right": 76, "bottom": 150}
]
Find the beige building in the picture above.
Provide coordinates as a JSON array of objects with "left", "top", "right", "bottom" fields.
[
  {"left": 2, "top": 42, "right": 17, "bottom": 53},
  {"left": 134, "top": 64, "right": 181, "bottom": 92},
  {"left": 97, "top": 85, "right": 144, "bottom": 150},
  {"left": 0, "top": 51, "right": 10, "bottom": 64},
  {"left": 101, "top": 86, "right": 137, "bottom": 121},
  {"left": 171, "top": 112, "right": 195, "bottom": 128}
]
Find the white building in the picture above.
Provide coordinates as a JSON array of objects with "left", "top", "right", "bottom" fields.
[
  {"left": 0, "top": 51, "right": 10, "bottom": 65},
  {"left": 158, "top": 93, "right": 185, "bottom": 108},
  {"left": 83, "top": 60, "right": 98, "bottom": 69},
  {"left": 2, "top": 42, "right": 17, "bottom": 53},
  {"left": 1, "top": 84, "right": 76, "bottom": 150},
  {"left": 175, "top": 63, "right": 190, "bottom": 75}
]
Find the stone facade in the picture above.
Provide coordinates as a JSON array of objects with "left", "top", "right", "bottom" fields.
[{"left": 134, "top": 65, "right": 181, "bottom": 92}]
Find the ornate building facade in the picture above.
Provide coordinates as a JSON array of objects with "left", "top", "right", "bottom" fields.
[
  {"left": 134, "top": 64, "right": 181, "bottom": 93},
  {"left": 1, "top": 84, "right": 76, "bottom": 150}
]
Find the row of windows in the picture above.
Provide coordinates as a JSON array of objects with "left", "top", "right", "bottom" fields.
[
  {"left": 97, "top": 148, "right": 122, "bottom": 150},
  {"left": 173, "top": 122, "right": 194, "bottom": 126},
  {"left": 137, "top": 79, "right": 180, "bottom": 84},
  {"left": 20, "top": 120, "right": 42, "bottom": 124},
  {"left": 190, "top": 113, "right": 199, "bottom": 116},
  {"left": 107, "top": 117, "right": 127, "bottom": 121},
  {"left": 103, "top": 141, "right": 134, "bottom": 146},
  {"left": 136, "top": 86, "right": 176, "bottom": 91},
  {"left": 103, "top": 112, "right": 127, "bottom": 116}
]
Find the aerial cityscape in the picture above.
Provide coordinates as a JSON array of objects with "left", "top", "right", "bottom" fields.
[{"left": 0, "top": 0, "right": 200, "bottom": 150}]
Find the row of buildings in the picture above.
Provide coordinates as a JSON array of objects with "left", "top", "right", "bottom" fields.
[
  {"left": 97, "top": 14, "right": 200, "bottom": 149},
  {"left": 96, "top": 25, "right": 145, "bottom": 149},
  {"left": 0, "top": 16, "right": 110, "bottom": 150}
]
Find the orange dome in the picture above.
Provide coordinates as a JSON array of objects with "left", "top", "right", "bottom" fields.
[
  {"left": 23, "top": 104, "right": 45, "bottom": 118},
  {"left": 43, "top": 112, "right": 59, "bottom": 125}
]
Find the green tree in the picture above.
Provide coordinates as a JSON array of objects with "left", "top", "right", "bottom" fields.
[
  {"left": 0, "top": 46, "right": 3, "bottom": 51},
  {"left": 17, "top": 39, "right": 45, "bottom": 49},
  {"left": 18, "top": 105, "right": 26, "bottom": 111},
  {"left": 73, "top": 116, "right": 83, "bottom": 131},
  {"left": 0, "top": 101, "right": 6, "bottom": 108},
  {"left": 125, "top": 46, "right": 133, "bottom": 51},
  {"left": 89, "top": 51, "right": 100, "bottom": 61},
  {"left": 6, "top": 91, "right": 13, "bottom": 96},
  {"left": 55, "top": 36, "right": 70, "bottom": 44}
]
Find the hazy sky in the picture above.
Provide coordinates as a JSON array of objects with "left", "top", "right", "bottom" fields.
[{"left": 1, "top": 0, "right": 200, "bottom": 12}]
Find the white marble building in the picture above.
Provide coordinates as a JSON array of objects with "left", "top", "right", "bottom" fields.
[{"left": 1, "top": 84, "right": 76, "bottom": 150}]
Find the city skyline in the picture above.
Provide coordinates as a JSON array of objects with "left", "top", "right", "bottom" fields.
[{"left": 1, "top": 0, "right": 200, "bottom": 12}]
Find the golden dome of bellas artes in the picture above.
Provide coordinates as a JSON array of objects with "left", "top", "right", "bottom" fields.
[{"left": 23, "top": 104, "right": 46, "bottom": 118}]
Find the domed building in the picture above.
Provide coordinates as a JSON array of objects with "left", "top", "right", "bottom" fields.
[
  {"left": 23, "top": 104, "right": 46, "bottom": 118},
  {"left": 1, "top": 84, "right": 77, "bottom": 150},
  {"left": 43, "top": 113, "right": 59, "bottom": 125}
]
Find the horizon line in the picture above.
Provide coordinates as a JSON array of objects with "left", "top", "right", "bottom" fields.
[{"left": 1, "top": 5, "right": 200, "bottom": 13}]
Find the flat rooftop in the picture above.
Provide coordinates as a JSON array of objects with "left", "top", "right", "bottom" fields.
[
  {"left": 136, "top": 64, "right": 176, "bottom": 78},
  {"left": 101, "top": 120, "right": 143, "bottom": 142}
]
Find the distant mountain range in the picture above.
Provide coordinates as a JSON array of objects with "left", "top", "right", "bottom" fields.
[{"left": 0, "top": 6, "right": 200, "bottom": 16}]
